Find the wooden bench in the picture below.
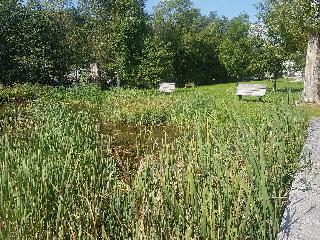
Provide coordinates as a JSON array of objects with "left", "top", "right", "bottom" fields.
[
  {"left": 159, "top": 83, "right": 176, "bottom": 93},
  {"left": 236, "top": 83, "right": 267, "bottom": 101}
]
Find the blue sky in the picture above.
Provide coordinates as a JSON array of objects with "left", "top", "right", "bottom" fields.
[{"left": 145, "top": 0, "right": 260, "bottom": 21}]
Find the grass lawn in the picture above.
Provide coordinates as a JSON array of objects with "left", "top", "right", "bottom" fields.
[{"left": 0, "top": 79, "right": 317, "bottom": 239}]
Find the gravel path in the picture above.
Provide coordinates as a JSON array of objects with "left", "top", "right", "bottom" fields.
[{"left": 278, "top": 118, "right": 320, "bottom": 240}]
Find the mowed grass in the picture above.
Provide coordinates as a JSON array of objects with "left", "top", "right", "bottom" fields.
[{"left": 0, "top": 79, "right": 314, "bottom": 239}]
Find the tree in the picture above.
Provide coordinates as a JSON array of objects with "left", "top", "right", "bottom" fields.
[
  {"left": 0, "top": 0, "right": 24, "bottom": 85},
  {"left": 180, "top": 27, "right": 228, "bottom": 85},
  {"left": 260, "top": 0, "right": 320, "bottom": 103},
  {"left": 219, "top": 14, "right": 253, "bottom": 81},
  {"left": 304, "top": 0, "right": 320, "bottom": 102},
  {"left": 19, "top": 7, "right": 75, "bottom": 84},
  {"left": 76, "top": 0, "right": 113, "bottom": 73},
  {"left": 153, "top": 0, "right": 201, "bottom": 85},
  {"left": 247, "top": 23, "right": 285, "bottom": 90},
  {"left": 0, "top": 0, "right": 79, "bottom": 85},
  {"left": 137, "top": 36, "right": 174, "bottom": 88},
  {"left": 110, "top": 0, "right": 148, "bottom": 87},
  {"left": 153, "top": 0, "right": 227, "bottom": 85},
  {"left": 261, "top": 42, "right": 284, "bottom": 91}
]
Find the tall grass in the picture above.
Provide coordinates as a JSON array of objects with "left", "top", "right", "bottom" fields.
[{"left": 0, "top": 82, "right": 308, "bottom": 239}]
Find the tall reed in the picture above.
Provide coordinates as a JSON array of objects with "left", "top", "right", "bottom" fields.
[{"left": 0, "top": 83, "right": 308, "bottom": 239}]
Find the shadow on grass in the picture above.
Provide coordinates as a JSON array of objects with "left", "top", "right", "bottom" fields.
[
  {"left": 273, "top": 88, "right": 303, "bottom": 94},
  {"left": 238, "top": 98, "right": 266, "bottom": 103}
]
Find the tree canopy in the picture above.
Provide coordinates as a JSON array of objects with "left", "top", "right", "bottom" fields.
[
  {"left": 260, "top": 0, "right": 320, "bottom": 102},
  {"left": 0, "top": 0, "right": 310, "bottom": 89}
]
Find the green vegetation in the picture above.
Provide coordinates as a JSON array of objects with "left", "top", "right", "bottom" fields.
[
  {"left": 0, "top": 0, "right": 292, "bottom": 88},
  {"left": 0, "top": 80, "right": 311, "bottom": 239},
  {"left": 260, "top": 0, "right": 320, "bottom": 103},
  {"left": 1, "top": 0, "right": 320, "bottom": 238}
]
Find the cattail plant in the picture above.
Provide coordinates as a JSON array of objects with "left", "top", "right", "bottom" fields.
[{"left": 0, "top": 81, "right": 308, "bottom": 239}]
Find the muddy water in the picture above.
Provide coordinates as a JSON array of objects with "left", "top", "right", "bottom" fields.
[{"left": 100, "top": 123, "right": 180, "bottom": 184}]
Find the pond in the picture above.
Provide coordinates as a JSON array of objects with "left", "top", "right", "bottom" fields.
[{"left": 100, "top": 122, "right": 180, "bottom": 184}]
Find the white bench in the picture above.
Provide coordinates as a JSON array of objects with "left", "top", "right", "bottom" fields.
[
  {"left": 159, "top": 83, "right": 176, "bottom": 93},
  {"left": 236, "top": 84, "right": 267, "bottom": 100}
]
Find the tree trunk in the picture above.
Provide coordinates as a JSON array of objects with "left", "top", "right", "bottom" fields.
[
  {"left": 272, "top": 78, "right": 277, "bottom": 92},
  {"left": 304, "top": 33, "right": 320, "bottom": 103}
]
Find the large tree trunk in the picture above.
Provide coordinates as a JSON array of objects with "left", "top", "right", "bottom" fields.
[{"left": 304, "top": 33, "right": 320, "bottom": 103}]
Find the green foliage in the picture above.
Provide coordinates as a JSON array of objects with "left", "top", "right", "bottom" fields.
[
  {"left": 153, "top": 0, "right": 229, "bottom": 85},
  {"left": 0, "top": 81, "right": 309, "bottom": 238},
  {"left": 0, "top": 84, "right": 45, "bottom": 104},
  {"left": 1, "top": 0, "right": 308, "bottom": 88},
  {"left": 137, "top": 36, "right": 174, "bottom": 88},
  {"left": 0, "top": 0, "right": 78, "bottom": 85},
  {"left": 109, "top": 0, "right": 148, "bottom": 87},
  {"left": 258, "top": 0, "right": 311, "bottom": 68},
  {"left": 219, "top": 14, "right": 254, "bottom": 79},
  {"left": 0, "top": 0, "right": 25, "bottom": 84},
  {"left": 21, "top": 10, "right": 75, "bottom": 83}
]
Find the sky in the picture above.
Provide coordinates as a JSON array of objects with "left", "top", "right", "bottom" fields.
[{"left": 145, "top": 0, "right": 260, "bottom": 21}]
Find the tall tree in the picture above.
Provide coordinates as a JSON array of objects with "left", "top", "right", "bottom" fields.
[
  {"left": 76, "top": 0, "right": 113, "bottom": 70},
  {"left": 261, "top": 0, "right": 320, "bottom": 103},
  {"left": 0, "top": 0, "right": 24, "bottom": 85},
  {"left": 304, "top": 0, "right": 320, "bottom": 102},
  {"left": 110, "top": 0, "right": 148, "bottom": 87},
  {"left": 137, "top": 36, "right": 174, "bottom": 88},
  {"left": 219, "top": 14, "right": 253, "bottom": 81},
  {"left": 153, "top": 0, "right": 226, "bottom": 85},
  {"left": 22, "top": 3, "right": 75, "bottom": 84},
  {"left": 0, "top": 0, "right": 79, "bottom": 85}
]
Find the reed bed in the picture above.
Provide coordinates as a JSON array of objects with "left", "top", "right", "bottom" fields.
[{"left": 0, "top": 82, "right": 308, "bottom": 239}]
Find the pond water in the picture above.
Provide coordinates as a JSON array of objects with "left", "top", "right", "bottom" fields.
[{"left": 100, "top": 122, "right": 180, "bottom": 184}]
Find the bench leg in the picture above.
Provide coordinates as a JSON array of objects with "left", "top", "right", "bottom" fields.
[
  {"left": 259, "top": 96, "right": 262, "bottom": 102},
  {"left": 238, "top": 95, "right": 242, "bottom": 101}
]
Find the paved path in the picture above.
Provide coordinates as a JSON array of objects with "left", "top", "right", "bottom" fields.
[{"left": 278, "top": 118, "right": 320, "bottom": 240}]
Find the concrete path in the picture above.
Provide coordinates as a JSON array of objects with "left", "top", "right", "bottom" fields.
[{"left": 278, "top": 118, "right": 320, "bottom": 240}]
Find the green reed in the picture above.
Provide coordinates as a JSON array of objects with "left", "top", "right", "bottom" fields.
[{"left": 0, "top": 82, "right": 308, "bottom": 239}]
